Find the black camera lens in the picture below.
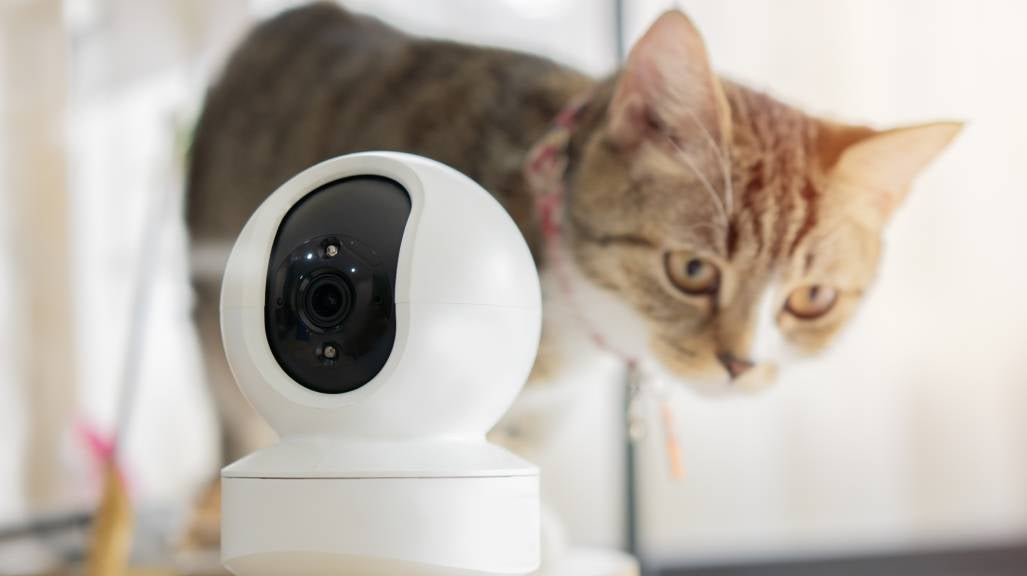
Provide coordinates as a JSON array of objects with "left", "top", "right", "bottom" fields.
[
  {"left": 265, "top": 176, "right": 410, "bottom": 394},
  {"left": 303, "top": 273, "right": 352, "bottom": 329}
]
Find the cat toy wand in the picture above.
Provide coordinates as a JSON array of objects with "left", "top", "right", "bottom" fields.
[{"left": 84, "top": 130, "right": 180, "bottom": 576}]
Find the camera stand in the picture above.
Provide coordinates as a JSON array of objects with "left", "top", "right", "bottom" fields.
[{"left": 221, "top": 438, "right": 539, "bottom": 575}]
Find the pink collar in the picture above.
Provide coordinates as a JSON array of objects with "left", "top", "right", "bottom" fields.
[
  {"left": 525, "top": 93, "right": 590, "bottom": 242},
  {"left": 523, "top": 92, "right": 639, "bottom": 368}
]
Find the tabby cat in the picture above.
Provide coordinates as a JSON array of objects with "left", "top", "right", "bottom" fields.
[{"left": 187, "top": 2, "right": 960, "bottom": 461}]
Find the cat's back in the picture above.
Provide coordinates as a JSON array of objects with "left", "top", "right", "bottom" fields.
[
  {"left": 187, "top": 2, "right": 407, "bottom": 241},
  {"left": 188, "top": 2, "right": 589, "bottom": 245}
]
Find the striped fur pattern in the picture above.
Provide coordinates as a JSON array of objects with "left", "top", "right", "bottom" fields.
[{"left": 565, "top": 78, "right": 880, "bottom": 391}]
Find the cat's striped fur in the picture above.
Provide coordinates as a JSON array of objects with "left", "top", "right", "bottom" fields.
[{"left": 187, "top": 2, "right": 959, "bottom": 458}]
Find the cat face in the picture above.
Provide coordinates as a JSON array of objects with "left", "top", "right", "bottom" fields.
[{"left": 565, "top": 11, "right": 960, "bottom": 392}]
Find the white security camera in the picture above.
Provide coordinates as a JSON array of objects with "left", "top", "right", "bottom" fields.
[{"left": 219, "top": 152, "right": 542, "bottom": 575}]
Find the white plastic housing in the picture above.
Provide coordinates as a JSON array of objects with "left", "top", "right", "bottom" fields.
[
  {"left": 219, "top": 152, "right": 542, "bottom": 575},
  {"left": 222, "top": 474, "right": 540, "bottom": 576},
  {"left": 220, "top": 152, "right": 541, "bottom": 439}
]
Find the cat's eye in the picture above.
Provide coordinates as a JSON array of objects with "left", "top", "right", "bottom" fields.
[
  {"left": 664, "top": 251, "right": 720, "bottom": 295},
  {"left": 785, "top": 285, "right": 838, "bottom": 320}
]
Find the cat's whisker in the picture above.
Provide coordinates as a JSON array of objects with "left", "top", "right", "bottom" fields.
[
  {"left": 678, "top": 221, "right": 723, "bottom": 239},
  {"left": 666, "top": 136, "right": 730, "bottom": 230},
  {"left": 719, "top": 155, "right": 734, "bottom": 218},
  {"left": 682, "top": 107, "right": 735, "bottom": 217}
]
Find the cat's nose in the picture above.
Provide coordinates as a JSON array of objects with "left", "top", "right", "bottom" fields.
[{"left": 718, "top": 353, "right": 755, "bottom": 379}]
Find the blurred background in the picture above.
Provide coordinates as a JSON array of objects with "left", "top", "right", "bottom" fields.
[{"left": 1, "top": 0, "right": 1025, "bottom": 574}]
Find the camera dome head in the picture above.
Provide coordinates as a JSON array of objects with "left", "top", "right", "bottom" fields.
[{"left": 220, "top": 152, "right": 541, "bottom": 440}]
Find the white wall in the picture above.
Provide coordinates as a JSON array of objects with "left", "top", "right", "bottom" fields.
[
  {"left": 0, "top": 3, "right": 26, "bottom": 522},
  {"left": 1, "top": 0, "right": 80, "bottom": 514},
  {"left": 627, "top": 0, "right": 1027, "bottom": 566}
]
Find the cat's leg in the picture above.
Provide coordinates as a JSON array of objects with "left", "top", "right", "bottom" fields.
[
  {"left": 181, "top": 279, "right": 275, "bottom": 550},
  {"left": 194, "top": 279, "right": 276, "bottom": 462}
]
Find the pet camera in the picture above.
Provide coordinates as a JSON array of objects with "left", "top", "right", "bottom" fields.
[{"left": 218, "top": 152, "right": 542, "bottom": 575}]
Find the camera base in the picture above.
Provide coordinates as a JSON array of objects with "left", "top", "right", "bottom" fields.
[{"left": 221, "top": 440, "right": 539, "bottom": 575}]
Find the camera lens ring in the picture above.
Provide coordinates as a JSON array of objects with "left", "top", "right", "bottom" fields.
[{"left": 301, "top": 272, "right": 352, "bottom": 330}]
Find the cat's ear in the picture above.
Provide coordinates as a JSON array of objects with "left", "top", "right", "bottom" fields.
[
  {"left": 608, "top": 10, "right": 730, "bottom": 150},
  {"left": 823, "top": 121, "right": 963, "bottom": 220}
]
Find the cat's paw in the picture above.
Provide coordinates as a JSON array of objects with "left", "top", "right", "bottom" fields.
[{"left": 178, "top": 477, "right": 222, "bottom": 552}]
